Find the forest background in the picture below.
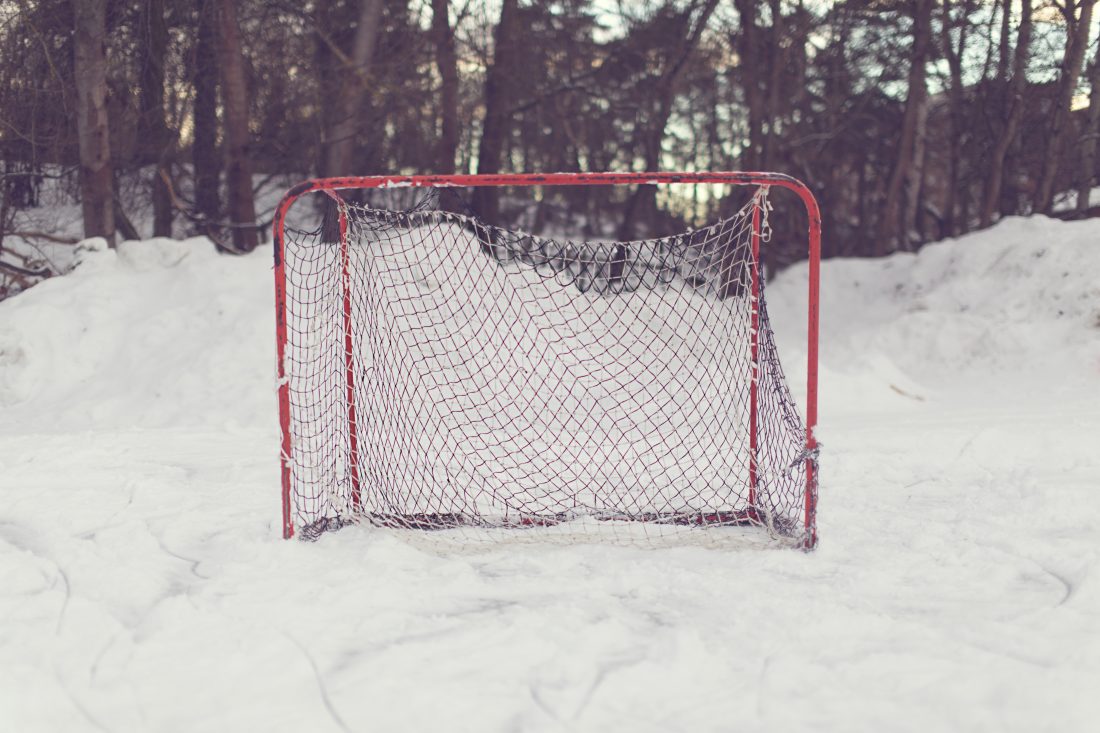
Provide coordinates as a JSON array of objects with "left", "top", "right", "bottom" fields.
[{"left": 1, "top": 0, "right": 1098, "bottom": 295}]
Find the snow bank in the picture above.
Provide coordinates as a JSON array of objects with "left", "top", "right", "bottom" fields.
[
  {"left": 768, "top": 215, "right": 1100, "bottom": 414},
  {"left": 3, "top": 215, "right": 1097, "bottom": 434},
  {"left": 0, "top": 214, "right": 1098, "bottom": 732},
  {"left": 0, "top": 236, "right": 275, "bottom": 433}
]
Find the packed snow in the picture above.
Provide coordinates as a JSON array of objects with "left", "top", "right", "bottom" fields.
[{"left": 1, "top": 212, "right": 1099, "bottom": 731}]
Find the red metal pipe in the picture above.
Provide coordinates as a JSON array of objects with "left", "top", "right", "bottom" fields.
[
  {"left": 273, "top": 197, "right": 294, "bottom": 539},
  {"left": 275, "top": 171, "right": 814, "bottom": 198},
  {"left": 748, "top": 199, "right": 761, "bottom": 520},
  {"left": 326, "top": 192, "right": 364, "bottom": 513},
  {"left": 802, "top": 194, "right": 822, "bottom": 550}
]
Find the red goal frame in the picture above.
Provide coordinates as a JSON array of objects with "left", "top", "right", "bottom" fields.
[{"left": 272, "top": 172, "right": 821, "bottom": 547}]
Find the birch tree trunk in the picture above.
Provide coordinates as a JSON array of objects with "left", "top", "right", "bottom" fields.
[{"left": 904, "top": 100, "right": 930, "bottom": 246}]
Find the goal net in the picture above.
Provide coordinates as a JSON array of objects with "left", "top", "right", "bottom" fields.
[{"left": 274, "top": 173, "right": 820, "bottom": 548}]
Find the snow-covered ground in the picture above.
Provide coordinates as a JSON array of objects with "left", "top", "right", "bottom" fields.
[{"left": 1, "top": 213, "right": 1099, "bottom": 731}]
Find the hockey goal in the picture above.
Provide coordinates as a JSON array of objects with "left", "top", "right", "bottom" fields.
[{"left": 273, "top": 172, "right": 820, "bottom": 548}]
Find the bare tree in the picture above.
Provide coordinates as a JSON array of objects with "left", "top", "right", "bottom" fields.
[
  {"left": 762, "top": 0, "right": 784, "bottom": 170},
  {"left": 1077, "top": 40, "right": 1100, "bottom": 213},
  {"left": 735, "top": 0, "right": 763, "bottom": 170},
  {"left": 995, "top": 0, "right": 1012, "bottom": 83},
  {"left": 1035, "top": 0, "right": 1096, "bottom": 213},
  {"left": 981, "top": 0, "right": 1032, "bottom": 227},
  {"left": 139, "top": 0, "right": 173, "bottom": 237},
  {"left": 2, "top": 0, "right": 1095, "bottom": 274},
  {"left": 322, "top": 0, "right": 384, "bottom": 178},
  {"left": 215, "top": 0, "right": 258, "bottom": 251},
  {"left": 617, "top": 0, "right": 720, "bottom": 240},
  {"left": 72, "top": 0, "right": 115, "bottom": 245},
  {"left": 194, "top": 0, "right": 221, "bottom": 227},
  {"left": 877, "top": 0, "right": 933, "bottom": 255},
  {"left": 473, "top": 0, "right": 521, "bottom": 224},
  {"left": 431, "top": 0, "right": 459, "bottom": 174},
  {"left": 940, "top": 0, "right": 977, "bottom": 236}
]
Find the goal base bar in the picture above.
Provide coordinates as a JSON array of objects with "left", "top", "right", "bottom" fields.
[{"left": 297, "top": 509, "right": 806, "bottom": 546}]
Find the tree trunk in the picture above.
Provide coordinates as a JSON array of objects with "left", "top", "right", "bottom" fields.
[
  {"left": 877, "top": 0, "right": 932, "bottom": 255},
  {"left": 313, "top": 0, "right": 334, "bottom": 178},
  {"left": 139, "top": 0, "right": 174, "bottom": 237},
  {"left": 996, "top": 0, "right": 1011, "bottom": 84},
  {"left": 1035, "top": 0, "right": 1096, "bottom": 214},
  {"left": 762, "top": 0, "right": 783, "bottom": 170},
  {"left": 72, "top": 0, "right": 115, "bottom": 245},
  {"left": 940, "top": 0, "right": 974, "bottom": 237},
  {"left": 981, "top": 0, "right": 1031, "bottom": 228},
  {"left": 618, "top": 0, "right": 720, "bottom": 241},
  {"left": 215, "top": 0, "right": 258, "bottom": 251},
  {"left": 1076, "top": 45, "right": 1100, "bottom": 213},
  {"left": 734, "top": 0, "right": 762, "bottom": 171},
  {"left": 472, "top": 0, "right": 520, "bottom": 225},
  {"left": 904, "top": 100, "right": 930, "bottom": 246},
  {"left": 322, "top": 0, "right": 384, "bottom": 178},
  {"left": 193, "top": 0, "right": 220, "bottom": 225},
  {"left": 431, "top": 0, "right": 459, "bottom": 174}
]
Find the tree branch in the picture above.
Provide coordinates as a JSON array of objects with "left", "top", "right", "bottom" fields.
[
  {"left": 5, "top": 230, "right": 79, "bottom": 245},
  {"left": 0, "top": 256, "right": 50, "bottom": 279}
]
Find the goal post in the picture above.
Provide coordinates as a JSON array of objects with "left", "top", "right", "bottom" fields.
[{"left": 273, "top": 172, "right": 821, "bottom": 548}]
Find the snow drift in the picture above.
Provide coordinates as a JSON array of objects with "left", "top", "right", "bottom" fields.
[
  {"left": 0, "top": 214, "right": 1098, "bottom": 732},
  {"left": 3, "top": 215, "right": 1097, "bottom": 432}
]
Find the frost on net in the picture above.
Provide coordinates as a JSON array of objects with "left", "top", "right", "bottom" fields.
[{"left": 281, "top": 192, "right": 812, "bottom": 545}]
